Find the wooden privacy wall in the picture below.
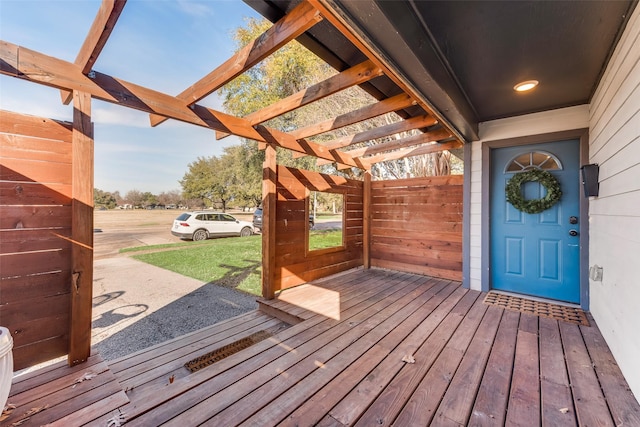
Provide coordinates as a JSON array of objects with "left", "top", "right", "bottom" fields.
[
  {"left": 370, "top": 175, "right": 463, "bottom": 280},
  {"left": 0, "top": 110, "right": 73, "bottom": 370},
  {"left": 274, "top": 166, "right": 364, "bottom": 291}
]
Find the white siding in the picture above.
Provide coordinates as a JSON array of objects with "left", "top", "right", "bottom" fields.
[
  {"left": 469, "top": 141, "right": 483, "bottom": 288},
  {"left": 588, "top": 4, "right": 640, "bottom": 400},
  {"left": 468, "top": 105, "right": 589, "bottom": 291},
  {"left": 479, "top": 105, "right": 590, "bottom": 142}
]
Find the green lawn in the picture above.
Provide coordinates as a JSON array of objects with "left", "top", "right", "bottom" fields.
[
  {"left": 309, "top": 229, "right": 343, "bottom": 251},
  {"left": 129, "top": 230, "right": 344, "bottom": 296},
  {"left": 131, "top": 236, "right": 262, "bottom": 295}
]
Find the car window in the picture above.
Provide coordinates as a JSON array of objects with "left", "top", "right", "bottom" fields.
[
  {"left": 195, "top": 214, "right": 206, "bottom": 221},
  {"left": 176, "top": 213, "right": 191, "bottom": 221},
  {"left": 221, "top": 214, "right": 235, "bottom": 222}
]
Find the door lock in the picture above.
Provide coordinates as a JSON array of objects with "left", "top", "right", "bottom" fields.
[
  {"left": 569, "top": 216, "right": 578, "bottom": 224},
  {"left": 569, "top": 229, "right": 579, "bottom": 237}
]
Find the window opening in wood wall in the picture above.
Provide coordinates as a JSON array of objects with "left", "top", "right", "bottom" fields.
[{"left": 308, "top": 191, "right": 345, "bottom": 253}]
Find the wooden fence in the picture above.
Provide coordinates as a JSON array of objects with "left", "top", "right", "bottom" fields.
[
  {"left": 370, "top": 175, "right": 463, "bottom": 280},
  {"left": 0, "top": 110, "right": 74, "bottom": 370},
  {"left": 273, "top": 166, "right": 364, "bottom": 291}
]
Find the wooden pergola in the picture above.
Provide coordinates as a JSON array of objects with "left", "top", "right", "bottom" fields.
[{"left": 1, "top": 0, "right": 463, "bottom": 370}]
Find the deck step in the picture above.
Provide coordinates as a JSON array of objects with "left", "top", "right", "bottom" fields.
[{"left": 257, "top": 299, "right": 306, "bottom": 325}]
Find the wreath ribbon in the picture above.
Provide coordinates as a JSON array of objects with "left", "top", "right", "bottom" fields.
[{"left": 505, "top": 169, "right": 562, "bottom": 214}]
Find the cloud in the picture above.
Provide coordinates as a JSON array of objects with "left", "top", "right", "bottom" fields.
[
  {"left": 93, "top": 104, "right": 153, "bottom": 127},
  {"left": 176, "top": 0, "right": 215, "bottom": 18}
]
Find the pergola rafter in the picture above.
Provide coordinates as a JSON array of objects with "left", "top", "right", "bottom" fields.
[
  {"left": 60, "top": 0, "right": 127, "bottom": 104},
  {"left": 216, "top": 59, "right": 383, "bottom": 140},
  {"left": 289, "top": 93, "right": 416, "bottom": 140},
  {"left": 310, "top": 115, "right": 439, "bottom": 164},
  {"left": 365, "top": 140, "right": 463, "bottom": 165},
  {"left": 344, "top": 128, "right": 453, "bottom": 158},
  {"left": 149, "top": 0, "right": 323, "bottom": 128}
]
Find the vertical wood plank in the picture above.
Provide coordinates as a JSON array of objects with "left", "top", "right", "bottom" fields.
[
  {"left": 363, "top": 171, "right": 371, "bottom": 269},
  {"left": 262, "top": 143, "right": 277, "bottom": 299},
  {"left": 469, "top": 309, "right": 519, "bottom": 426},
  {"left": 539, "top": 317, "right": 576, "bottom": 427},
  {"left": 579, "top": 317, "right": 640, "bottom": 426},
  {"left": 505, "top": 313, "right": 540, "bottom": 427},
  {"left": 560, "top": 321, "right": 615, "bottom": 426},
  {"left": 68, "top": 90, "right": 94, "bottom": 366}
]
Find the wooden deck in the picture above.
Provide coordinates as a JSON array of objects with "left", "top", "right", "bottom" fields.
[{"left": 6, "top": 268, "right": 640, "bottom": 426}]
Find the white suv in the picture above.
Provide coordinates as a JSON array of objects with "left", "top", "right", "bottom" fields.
[{"left": 171, "top": 211, "right": 254, "bottom": 241}]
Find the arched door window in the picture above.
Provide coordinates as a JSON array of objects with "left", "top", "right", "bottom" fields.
[{"left": 504, "top": 150, "right": 563, "bottom": 173}]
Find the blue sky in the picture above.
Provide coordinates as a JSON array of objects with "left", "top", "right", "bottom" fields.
[{"left": 0, "top": 0, "right": 262, "bottom": 194}]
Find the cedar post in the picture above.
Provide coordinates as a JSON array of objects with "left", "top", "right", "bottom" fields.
[
  {"left": 363, "top": 170, "right": 371, "bottom": 269},
  {"left": 69, "top": 91, "right": 94, "bottom": 366},
  {"left": 261, "top": 143, "right": 277, "bottom": 299}
]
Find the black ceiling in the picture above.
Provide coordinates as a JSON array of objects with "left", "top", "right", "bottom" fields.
[{"left": 245, "top": 0, "right": 637, "bottom": 142}]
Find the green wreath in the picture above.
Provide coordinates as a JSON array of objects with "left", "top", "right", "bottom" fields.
[{"left": 505, "top": 169, "right": 562, "bottom": 214}]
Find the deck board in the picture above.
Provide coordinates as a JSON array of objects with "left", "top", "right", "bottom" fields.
[
  {"left": 390, "top": 294, "right": 488, "bottom": 426},
  {"left": 350, "top": 289, "right": 477, "bottom": 426},
  {"left": 277, "top": 280, "right": 458, "bottom": 427},
  {"left": 214, "top": 275, "right": 444, "bottom": 426},
  {"left": 431, "top": 305, "right": 503, "bottom": 426},
  {"left": 561, "top": 321, "right": 616, "bottom": 426},
  {"left": 8, "top": 268, "right": 639, "bottom": 426},
  {"left": 505, "top": 313, "right": 540, "bottom": 427},
  {"left": 580, "top": 315, "right": 640, "bottom": 426},
  {"left": 5, "top": 354, "right": 128, "bottom": 426},
  {"left": 468, "top": 309, "right": 519, "bottom": 426},
  {"left": 539, "top": 316, "right": 576, "bottom": 427}
]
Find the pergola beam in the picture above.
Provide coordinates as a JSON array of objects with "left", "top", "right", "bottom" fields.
[
  {"left": 217, "top": 59, "right": 383, "bottom": 139},
  {"left": 289, "top": 93, "right": 416, "bottom": 140},
  {"left": 365, "top": 140, "right": 463, "bottom": 164},
  {"left": 60, "top": 0, "right": 126, "bottom": 105},
  {"left": 0, "top": 40, "right": 365, "bottom": 169},
  {"left": 149, "top": 0, "right": 323, "bottom": 127}
]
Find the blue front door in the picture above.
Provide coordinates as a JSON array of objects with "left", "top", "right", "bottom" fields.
[{"left": 490, "top": 139, "right": 580, "bottom": 303}]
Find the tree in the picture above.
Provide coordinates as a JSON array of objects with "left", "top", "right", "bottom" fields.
[
  {"left": 180, "top": 157, "right": 216, "bottom": 208},
  {"left": 180, "top": 156, "right": 234, "bottom": 211},
  {"left": 112, "top": 190, "right": 123, "bottom": 205},
  {"left": 94, "top": 188, "right": 117, "bottom": 209},
  {"left": 141, "top": 192, "right": 159, "bottom": 207},
  {"left": 124, "top": 189, "right": 145, "bottom": 208},
  {"left": 158, "top": 189, "right": 182, "bottom": 206},
  {"left": 223, "top": 143, "right": 263, "bottom": 208}
]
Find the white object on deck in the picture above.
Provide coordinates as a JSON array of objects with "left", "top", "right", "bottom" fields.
[{"left": 0, "top": 327, "right": 13, "bottom": 410}]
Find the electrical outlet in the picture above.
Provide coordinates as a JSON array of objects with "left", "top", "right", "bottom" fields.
[{"left": 589, "top": 265, "right": 603, "bottom": 282}]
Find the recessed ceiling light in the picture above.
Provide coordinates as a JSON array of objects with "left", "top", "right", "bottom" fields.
[{"left": 514, "top": 80, "right": 539, "bottom": 92}]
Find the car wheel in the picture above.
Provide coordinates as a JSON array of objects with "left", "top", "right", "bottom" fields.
[
  {"left": 240, "top": 227, "right": 252, "bottom": 237},
  {"left": 192, "top": 229, "right": 208, "bottom": 241}
]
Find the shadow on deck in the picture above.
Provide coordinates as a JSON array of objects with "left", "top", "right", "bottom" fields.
[{"left": 7, "top": 268, "right": 640, "bottom": 426}]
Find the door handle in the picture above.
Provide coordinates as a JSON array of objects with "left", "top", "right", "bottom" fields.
[{"left": 569, "top": 229, "right": 579, "bottom": 237}]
